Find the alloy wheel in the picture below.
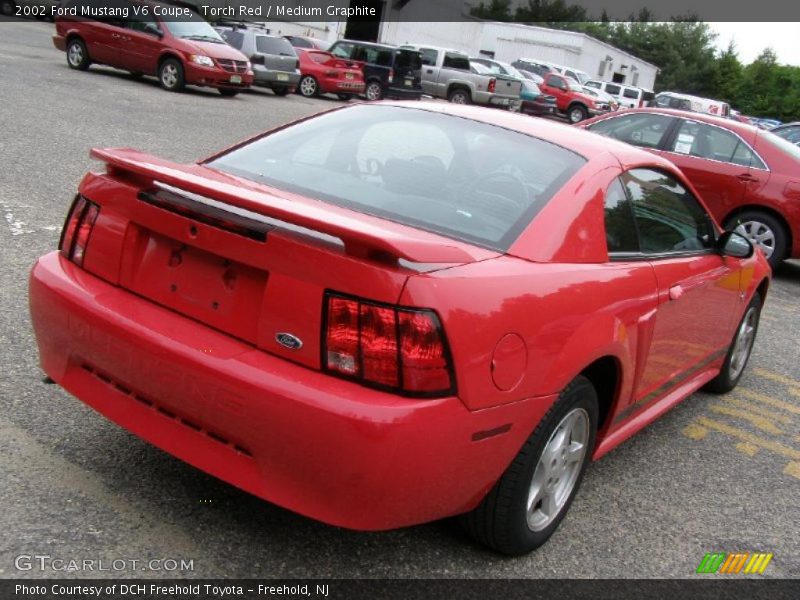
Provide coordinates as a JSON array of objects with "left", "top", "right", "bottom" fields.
[
  {"left": 67, "top": 43, "right": 83, "bottom": 68},
  {"left": 526, "top": 408, "right": 589, "bottom": 532},
  {"left": 299, "top": 77, "right": 317, "bottom": 97},
  {"left": 161, "top": 64, "right": 178, "bottom": 89},
  {"left": 365, "top": 82, "right": 382, "bottom": 101},
  {"left": 729, "top": 306, "right": 758, "bottom": 380},
  {"left": 735, "top": 220, "right": 775, "bottom": 260}
]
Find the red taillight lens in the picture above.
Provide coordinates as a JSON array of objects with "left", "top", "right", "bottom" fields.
[
  {"left": 488, "top": 77, "right": 496, "bottom": 93},
  {"left": 323, "top": 293, "right": 455, "bottom": 397},
  {"left": 59, "top": 196, "right": 99, "bottom": 267}
]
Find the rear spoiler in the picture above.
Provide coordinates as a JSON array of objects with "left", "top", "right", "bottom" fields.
[{"left": 91, "top": 147, "right": 493, "bottom": 264}]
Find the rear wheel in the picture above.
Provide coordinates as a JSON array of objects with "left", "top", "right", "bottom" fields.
[
  {"left": 218, "top": 88, "right": 239, "bottom": 97},
  {"left": 447, "top": 88, "right": 471, "bottom": 104},
  {"left": 704, "top": 293, "right": 762, "bottom": 393},
  {"left": 159, "top": 58, "right": 185, "bottom": 92},
  {"left": 66, "top": 38, "right": 90, "bottom": 71},
  {"left": 298, "top": 75, "right": 318, "bottom": 97},
  {"left": 725, "top": 211, "right": 787, "bottom": 269},
  {"left": 460, "top": 375, "right": 597, "bottom": 555},
  {"left": 365, "top": 81, "right": 383, "bottom": 101},
  {"left": 568, "top": 105, "right": 588, "bottom": 123}
]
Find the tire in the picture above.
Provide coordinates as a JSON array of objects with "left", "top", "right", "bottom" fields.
[
  {"left": 568, "top": 105, "right": 588, "bottom": 123},
  {"left": 66, "top": 38, "right": 90, "bottom": 71},
  {"left": 218, "top": 88, "right": 239, "bottom": 97},
  {"left": 447, "top": 88, "right": 471, "bottom": 105},
  {"left": 0, "top": 0, "right": 15, "bottom": 17},
  {"left": 364, "top": 81, "right": 383, "bottom": 101},
  {"left": 460, "top": 375, "right": 598, "bottom": 555},
  {"left": 298, "top": 75, "right": 318, "bottom": 97},
  {"left": 272, "top": 87, "right": 289, "bottom": 97},
  {"left": 724, "top": 211, "right": 788, "bottom": 269},
  {"left": 704, "top": 292, "right": 762, "bottom": 394},
  {"left": 158, "top": 58, "right": 185, "bottom": 93}
]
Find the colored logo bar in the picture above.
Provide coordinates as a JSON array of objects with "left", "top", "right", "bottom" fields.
[{"left": 696, "top": 552, "right": 773, "bottom": 574}]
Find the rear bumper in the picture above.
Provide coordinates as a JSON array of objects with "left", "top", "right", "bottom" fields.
[
  {"left": 385, "top": 85, "right": 423, "bottom": 100},
  {"left": 521, "top": 99, "right": 557, "bottom": 115},
  {"left": 29, "top": 252, "right": 552, "bottom": 530},
  {"left": 319, "top": 78, "right": 365, "bottom": 94},
  {"left": 252, "top": 67, "right": 300, "bottom": 88}
]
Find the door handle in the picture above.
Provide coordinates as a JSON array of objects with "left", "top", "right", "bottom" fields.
[
  {"left": 668, "top": 285, "right": 684, "bottom": 301},
  {"left": 737, "top": 173, "right": 757, "bottom": 182}
]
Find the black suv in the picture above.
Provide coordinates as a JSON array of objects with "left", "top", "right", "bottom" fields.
[
  {"left": 216, "top": 24, "right": 300, "bottom": 96},
  {"left": 327, "top": 40, "right": 422, "bottom": 101}
]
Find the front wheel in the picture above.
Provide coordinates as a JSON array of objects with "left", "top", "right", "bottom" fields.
[
  {"left": 66, "top": 38, "right": 90, "bottom": 71},
  {"left": 704, "top": 293, "right": 762, "bottom": 394},
  {"left": 159, "top": 58, "right": 185, "bottom": 92},
  {"left": 460, "top": 375, "right": 597, "bottom": 555},
  {"left": 568, "top": 105, "right": 588, "bottom": 123},
  {"left": 725, "top": 211, "right": 787, "bottom": 269},
  {"left": 298, "top": 75, "right": 318, "bottom": 97}
]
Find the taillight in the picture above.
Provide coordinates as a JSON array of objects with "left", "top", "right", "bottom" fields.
[
  {"left": 488, "top": 77, "right": 496, "bottom": 93},
  {"left": 59, "top": 196, "right": 99, "bottom": 267},
  {"left": 323, "top": 292, "right": 455, "bottom": 397}
]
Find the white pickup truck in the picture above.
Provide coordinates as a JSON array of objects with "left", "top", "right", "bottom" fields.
[{"left": 402, "top": 44, "right": 521, "bottom": 108}]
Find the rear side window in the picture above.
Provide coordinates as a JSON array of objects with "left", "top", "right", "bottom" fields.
[
  {"left": 443, "top": 53, "right": 470, "bottom": 70},
  {"left": 604, "top": 83, "right": 621, "bottom": 95},
  {"left": 208, "top": 105, "right": 586, "bottom": 252},
  {"left": 622, "top": 169, "right": 715, "bottom": 254},
  {"left": 670, "top": 121, "right": 765, "bottom": 168},
  {"left": 588, "top": 113, "right": 675, "bottom": 149},
  {"left": 622, "top": 88, "right": 640, "bottom": 99},
  {"left": 256, "top": 36, "right": 296, "bottom": 56},
  {"left": 604, "top": 179, "right": 639, "bottom": 254}
]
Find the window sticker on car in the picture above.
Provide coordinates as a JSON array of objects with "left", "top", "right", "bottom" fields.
[{"left": 674, "top": 133, "right": 695, "bottom": 154}]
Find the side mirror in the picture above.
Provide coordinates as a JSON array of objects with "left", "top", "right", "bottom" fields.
[
  {"left": 144, "top": 23, "right": 163, "bottom": 38},
  {"left": 718, "top": 230, "right": 754, "bottom": 258}
]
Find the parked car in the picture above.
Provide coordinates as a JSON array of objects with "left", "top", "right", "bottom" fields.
[
  {"left": 652, "top": 91, "right": 730, "bottom": 118},
  {"left": 552, "top": 64, "right": 591, "bottom": 85},
  {"left": 586, "top": 81, "right": 654, "bottom": 109},
  {"left": 581, "top": 86, "right": 619, "bottom": 111},
  {"left": 771, "top": 122, "right": 800, "bottom": 146},
  {"left": 215, "top": 24, "right": 299, "bottom": 96},
  {"left": 753, "top": 118, "right": 783, "bottom": 130},
  {"left": 328, "top": 39, "right": 422, "bottom": 101},
  {"left": 403, "top": 44, "right": 521, "bottom": 107},
  {"left": 580, "top": 108, "right": 800, "bottom": 267},
  {"left": 470, "top": 57, "right": 527, "bottom": 80},
  {"left": 517, "top": 69, "right": 544, "bottom": 84},
  {"left": 519, "top": 80, "right": 557, "bottom": 116},
  {"left": 284, "top": 35, "right": 330, "bottom": 51},
  {"left": 539, "top": 72, "right": 611, "bottom": 122},
  {"left": 53, "top": 0, "right": 253, "bottom": 95},
  {"left": 295, "top": 48, "right": 364, "bottom": 99},
  {"left": 29, "top": 102, "right": 768, "bottom": 556},
  {"left": 511, "top": 58, "right": 554, "bottom": 78}
]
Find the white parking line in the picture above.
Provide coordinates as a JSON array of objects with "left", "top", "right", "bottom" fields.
[{"left": 0, "top": 198, "right": 60, "bottom": 236}]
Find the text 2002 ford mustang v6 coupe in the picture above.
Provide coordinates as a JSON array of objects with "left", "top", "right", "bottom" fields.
[{"left": 29, "top": 103, "right": 769, "bottom": 555}]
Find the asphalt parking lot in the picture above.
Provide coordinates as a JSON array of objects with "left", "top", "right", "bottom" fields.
[{"left": 1, "top": 19, "right": 798, "bottom": 580}]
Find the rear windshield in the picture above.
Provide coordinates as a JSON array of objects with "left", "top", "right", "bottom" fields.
[
  {"left": 394, "top": 49, "right": 422, "bottom": 71},
  {"left": 256, "top": 36, "right": 296, "bottom": 56},
  {"left": 207, "top": 105, "right": 585, "bottom": 251}
]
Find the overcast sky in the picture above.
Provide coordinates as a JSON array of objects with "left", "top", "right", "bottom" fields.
[{"left": 707, "top": 22, "right": 800, "bottom": 66}]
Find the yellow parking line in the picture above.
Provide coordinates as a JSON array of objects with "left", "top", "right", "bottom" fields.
[
  {"left": 724, "top": 397, "right": 793, "bottom": 424},
  {"left": 735, "top": 442, "right": 759, "bottom": 456},
  {"left": 784, "top": 462, "right": 800, "bottom": 480},
  {"left": 682, "top": 422, "right": 709, "bottom": 440},
  {"left": 737, "top": 388, "right": 800, "bottom": 416},
  {"left": 709, "top": 404, "right": 784, "bottom": 435},
  {"left": 695, "top": 417, "right": 800, "bottom": 460},
  {"left": 753, "top": 368, "right": 800, "bottom": 391}
]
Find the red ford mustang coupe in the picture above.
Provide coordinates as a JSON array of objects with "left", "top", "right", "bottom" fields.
[
  {"left": 295, "top": 48, "right": 365, "bottom": 99},
  {"left": 29, "top": 103, "right": 769, "bottom": 555}
]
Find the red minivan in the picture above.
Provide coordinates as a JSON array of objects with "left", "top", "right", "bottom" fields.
[{"left": 53, "top": 0, "right": 254, "bottom": 96}]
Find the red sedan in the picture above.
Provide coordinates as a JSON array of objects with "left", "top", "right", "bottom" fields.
[
  {"left": 295, "top": 48, "right": 364, "bottom": 99},
  {"left": 53, "top": 1, "right": 254, "bottom": 96},
  {"left": 29, "top": 103, "right": 769, "bottom": 555},
  {"left": 579, "top": 108, "right": 800, "bottom": 268}
]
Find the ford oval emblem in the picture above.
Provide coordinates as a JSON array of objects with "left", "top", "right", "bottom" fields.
[{"left": 275, "top": 332, "right": 303, "bottom": 351}]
